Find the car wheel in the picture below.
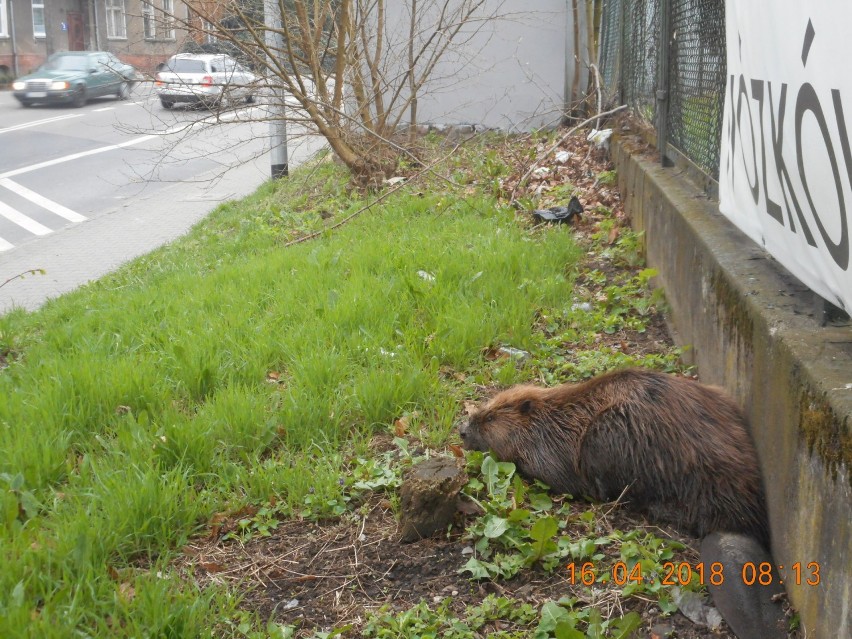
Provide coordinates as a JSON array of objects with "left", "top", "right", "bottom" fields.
[
  {"left": 19, "top": 100, "right": 33, "bottom": 108},
  {"left": 160, "top": 98, "right": 175, "bottom": 109},
  {"left": 116, "top": 81, "right": 130, "bottom": 100},
  {"left": 72, "top": 86, "right": 87, "bottom": 108}
]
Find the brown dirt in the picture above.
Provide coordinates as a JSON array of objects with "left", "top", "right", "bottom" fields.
[{"left": 178, "top": 497, "right": 712, "bottom": 636}]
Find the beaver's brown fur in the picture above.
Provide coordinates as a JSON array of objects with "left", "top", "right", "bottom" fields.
[{"left": 460, "top": 368, "right": 769, "bottom": 546}]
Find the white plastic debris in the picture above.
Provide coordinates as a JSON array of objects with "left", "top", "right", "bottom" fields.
[
  {"left": 498, "top": 346, "right": 531, "bottom": 362},
  {"left": 571, "top": 302, "right": 592, "bottom": 312},
  {"left": 555, "top": 150, "right": 573, "bottom": 163},
  {"left": 384, "top": 176, "right": 406, "bottom": 186},
  {"left": 587, "top": 128, "right": 613, "bottom": 150},
  {"left": 532, "top": 166, "right": 551, "bottom": 177},
  {"left": 417, "top": 270, "right": 436, "bottom": 283}
]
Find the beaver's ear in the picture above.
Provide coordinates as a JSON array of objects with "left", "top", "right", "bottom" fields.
[{"left": 519, "top": 399, "right": 533, "bottom": 415}]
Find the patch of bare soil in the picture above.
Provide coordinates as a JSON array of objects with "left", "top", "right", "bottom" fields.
[
  {"left": 178, "top": 493, "right": 776, "bottom": 638},
  {"left": 176, "top": 426, "right": 767, "bottom": 635}
]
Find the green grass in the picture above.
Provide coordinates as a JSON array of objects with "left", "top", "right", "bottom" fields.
[{"left": 0, "top": 151, "right": 584, "bottom": 637}]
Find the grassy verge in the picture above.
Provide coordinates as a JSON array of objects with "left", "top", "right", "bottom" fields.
[{"left": 1, "top": 137, "right": 643, "bottom": 637}]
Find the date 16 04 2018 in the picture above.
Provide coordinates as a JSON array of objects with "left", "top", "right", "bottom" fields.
[{"left": 566, "top": 561, "right": 821, "bottom": 588}]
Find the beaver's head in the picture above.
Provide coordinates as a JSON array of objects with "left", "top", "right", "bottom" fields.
[{"left": 459, "top": 385, "right": 547, "bottom": 458}]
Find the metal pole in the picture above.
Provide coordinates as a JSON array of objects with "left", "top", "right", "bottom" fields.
[
  {"left": 10, "top": 0, "right": 18, "bottom": 76},
  {"left": 264, "top": 0, "right": 288, "bottom": 178},
  {"left": 92, "top": 0, "right": 101, "bottom": 51},
  {"left": 43, "top": 0, "right": 53, "bottom": 57},
  {"left": 656, "top": 0, "right": 671, "bottom": 166}
]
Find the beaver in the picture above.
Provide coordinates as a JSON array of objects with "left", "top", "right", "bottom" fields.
[{"left": 460, "top": 368, "right": 769, "bottom": 546}]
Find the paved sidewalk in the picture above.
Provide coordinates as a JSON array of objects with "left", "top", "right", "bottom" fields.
[{"left": 0, "top": 133, "right": 327, "bottom": 314}]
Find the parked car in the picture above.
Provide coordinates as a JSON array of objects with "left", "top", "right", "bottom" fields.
[
  {"left": 155, "top": 54, "right": 257, "bottom": 109},
  {"left": 12, "top": 51, "right": 137, "bottom": 108}
]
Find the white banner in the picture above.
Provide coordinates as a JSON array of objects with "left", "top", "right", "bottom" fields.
[{"left": 720, "top": 2, "right": 852, "bottom": 311}]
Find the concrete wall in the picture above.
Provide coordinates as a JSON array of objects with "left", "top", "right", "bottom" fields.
[
  {"left": 381, "top": 1, "right": 588, "bottom": 132},
  {"left": 612, "top": 132, "right": 852, "bottom": 639}
]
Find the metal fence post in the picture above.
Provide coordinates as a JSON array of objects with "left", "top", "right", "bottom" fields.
[
  {"left": 264, "top": 0, "right": 289, "bottom": 179},
  {"left": 656, "top": 0, "right": 671, "bottom": 166}
]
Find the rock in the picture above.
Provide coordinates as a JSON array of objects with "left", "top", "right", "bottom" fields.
[
  {"left": 399, "top": 457, "right": 467, "bottom": 542},
  {"left": 700, "top": 532, "right": 788, "bottom": 639}
]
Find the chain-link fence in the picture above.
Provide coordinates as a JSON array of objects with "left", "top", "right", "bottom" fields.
[{"left": 598, "top": 0, "right": 726, "bottom": 180}]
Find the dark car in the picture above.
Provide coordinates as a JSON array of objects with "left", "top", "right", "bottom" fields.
[{"left": 12, "top": 51, "right": 138, "bottom": 108}]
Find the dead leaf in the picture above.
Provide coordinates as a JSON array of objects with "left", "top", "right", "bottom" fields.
[
  {"left": 608, "top": 226, "right": 620, "bottom": 244},
  {"left": 449, "top": 444, "right": 465, "bottom": 458},
  {"left": 199, "top": 562, "right": 226, "bottom": 574},
  {"left": 115, "top": 405, "right": 131, "bottom": 415},
  {"left": 463, "top": 401, "right": 478, "bottom": 415},
  {"left": 118, "top": 582, "right": 136, "bottom": 603},
  {"left": 393, "top": 416, "right": 409, "bottom": 437},
  {"left": 209, "top": 513, "right": 228, "bottom": 539},
  {"left": 266, "top": 371, "right": 281, "bottom": 382}
]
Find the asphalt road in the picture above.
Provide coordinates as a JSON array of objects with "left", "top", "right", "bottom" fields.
[{"left": 0, "top": 84, "right": 325, "bottom": 313}]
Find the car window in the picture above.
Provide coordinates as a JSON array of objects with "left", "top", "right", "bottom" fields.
[
  {"left": 42, "top": 55, "right": 89, "bottom": 72},
  {"left": 97, "top": 55, "right": 110, "bottom": 70},
  {"left": 224, "top": 59, "right": 236, "bottom": 72},
  {"left": 166, "top": 59, "right": 207, "bottom": 73}
]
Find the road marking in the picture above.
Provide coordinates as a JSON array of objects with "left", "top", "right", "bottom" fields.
[
  {"left": 160, "top": 106, "right": 261, "bottom": 135},
  {"left": 0, "top": 201, "right": 52, "bottom": 235},
  {"left": 0, "top": 178, "right": 87, "bottom": 223},
  {"left": 0, "top": 135, "right": 157, "bottom": 179},
  {"left": 0, "top": 108, "right": 257, "bottom": 178},
  {"left": 0, "top": 113, "right": 85, "bottom": 135},
  {"left": 92, "top": 107, "right": 115, "bottom": 112},
  {"left": 0, "top": 235, "right": 13, "bottom": 252}
]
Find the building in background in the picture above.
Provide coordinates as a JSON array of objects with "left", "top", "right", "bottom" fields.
[{"left": 0, "top": 0, "right": 196, "bottom": 80}]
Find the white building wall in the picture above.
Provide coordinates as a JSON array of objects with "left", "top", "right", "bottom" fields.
[{"left": 381, "top": 1, "right": 585, "bottom": 132}]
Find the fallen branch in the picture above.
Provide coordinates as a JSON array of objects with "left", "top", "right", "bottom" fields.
[{"left": 0, "top": 269, "right": 46, "bottom": 291}]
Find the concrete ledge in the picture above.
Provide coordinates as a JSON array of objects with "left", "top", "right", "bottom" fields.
[{"left": 612, "top": 133, "right": 852, "bottom": 638}]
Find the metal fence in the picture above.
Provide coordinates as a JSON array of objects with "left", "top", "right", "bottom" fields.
[{"left": 598, "top": 0, "right": 726, "bottom": 180}]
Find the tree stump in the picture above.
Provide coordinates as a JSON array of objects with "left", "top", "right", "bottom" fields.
[{"left": 399, "top": 457, "right": 467, "bottom": 543}]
